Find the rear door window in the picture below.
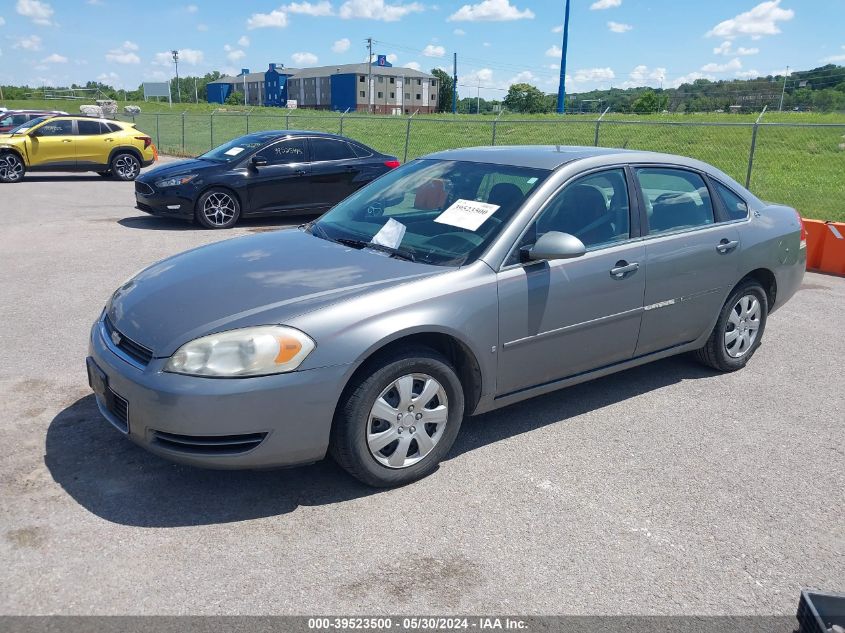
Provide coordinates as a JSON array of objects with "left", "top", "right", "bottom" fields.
[
  {"left": 77, "top": 120, "right": 104, "bottom": 135},
  {"left": 254, "top": 138, "right": 307, "bottom": 165},
  {"left": 713, "top": 181, "right": 749, "bottom": 221},
  {"left": 636, "top": 168, "right": 715, "bottom": 235},
  {"left": 310, "top": 137, "right": 356, "bottom": 162}
]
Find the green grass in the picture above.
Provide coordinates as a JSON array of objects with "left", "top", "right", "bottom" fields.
[{"left": 5, "top": 99, "right": 844, "bottom": 221}]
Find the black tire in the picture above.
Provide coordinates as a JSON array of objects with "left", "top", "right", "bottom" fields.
[
  {"left": 97, "top": 171, "right": 112, "bottom": 178},
  {"left": 694, "top": 279, "right": 768, "bottom": 372},
  {"left": 110, "top": 152, "right": 141, "bottom": 181},
  {"left": 0, "top": 152, "right": 26, "bottom": 183},
  {"left": 330, "top": 347, "right": 465, "bottom": 488},
  {"left": 195, "top": 187, "right": 242, "bottom": 229}
]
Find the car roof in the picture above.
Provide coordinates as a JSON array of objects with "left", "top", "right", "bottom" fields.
[
  {"left": 233, "top": 129, "right": 376, "bottom": 147},
  {"left": 423, "top": 145, "right": 638, "bottom": 170}
]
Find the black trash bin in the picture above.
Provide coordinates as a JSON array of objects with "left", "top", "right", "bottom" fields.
[{"left": 797, "top": 590, "right": 845, "bottom": 633}]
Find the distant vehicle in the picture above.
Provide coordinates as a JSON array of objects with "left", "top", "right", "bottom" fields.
[
  {"left": 89, "top": 145, "right": 806, "bottom": 487},
  {"left": 0, "top": 109, "right": 67, "bottom": 133},
  {"left": 0, "top": 115, "right": 156, "bottom": 183},
  {"left": 134, "top": 131, "right": 400, "bottom": 229}
]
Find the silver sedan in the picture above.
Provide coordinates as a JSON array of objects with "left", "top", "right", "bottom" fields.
[{"left": 88, "top": 146, "right": 806, "bottom": 487}]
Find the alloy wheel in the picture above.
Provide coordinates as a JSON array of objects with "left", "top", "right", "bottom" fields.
[
  {"left": 202, "top": 192, "right": 237, "bottom": 227},
  {"left": 725, "top": 294, "right": 761, "bottom": 358},
  {"left": 114, "top": 155, "right": 139, "bottom": 180},
  {"left": 367, "top": 373, "right": 449, "bottom": 469},
  {"left": 0, "top": 155, "right": 24, "bottom": 182}
]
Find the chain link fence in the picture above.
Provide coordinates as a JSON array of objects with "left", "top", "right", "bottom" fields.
[{"left": 121, "top": 111, "right": 845, "bottom": 220}]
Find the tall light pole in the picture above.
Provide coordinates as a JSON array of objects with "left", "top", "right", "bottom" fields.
[
  {"left": 555, "top": 0, "right": 571, "bottom": 114},
  {"left": 171, "top": 50, "right": 180, "bottom": 103},
  {"left": 779, "top": 65, "right": 789, "bottom": 112}
]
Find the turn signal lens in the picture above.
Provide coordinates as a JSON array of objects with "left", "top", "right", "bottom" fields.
[{"left": 274, "top": 335, "right": 303, "bottom": 364}]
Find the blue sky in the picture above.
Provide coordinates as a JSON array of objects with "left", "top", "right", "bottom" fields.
[{"left": 1, "top": 0, "right": 843, "bottom": 98}]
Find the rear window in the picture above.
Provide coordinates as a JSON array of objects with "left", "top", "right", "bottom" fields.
[
  {"left": 78, "top": 120, "right": 104, "bottom": 135},
  {"left": 713, "top": 181, "right": 749, "bottom": 221},
  {"left": 350, "top": 142, "right": 374, "bottom": 158}
]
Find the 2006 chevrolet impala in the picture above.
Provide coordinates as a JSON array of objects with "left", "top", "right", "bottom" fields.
[{"left": 88, "top": 146, "right": 806, "bottom": 487}]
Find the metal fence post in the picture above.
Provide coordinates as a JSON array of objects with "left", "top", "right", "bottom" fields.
[
  {"left": 339, "top": 110, "right": 345, "bottom": 135},
  {"left": 210, "top": 113, "right": 214, "bottom": 149},
  {"left": 594, "top": 106, "right": 610, "bottom": 147},
  {"left": 155, "top": 114, "right": 160, "bottom": 149},
  {"left": 286, "top": 113, "right": 290, "bottom": 129},
  {"left": 745, "top": 105, "right": 767, "bottom": 189},
  {"left": 403, "top": 112, "right": 417, "bottom": 163},
  {"left": 246, "top": 112, "right": 250, "bottom": 134},
  {"left": 181, "top": 112, "right": 185, "bottom": 152},
  {"left": 491, "top": 108, "right": 505, "bottom": 146}
]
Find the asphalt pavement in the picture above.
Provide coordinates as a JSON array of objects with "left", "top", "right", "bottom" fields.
[{"left": 0, "top": 159, "right": 843, "bottom": 616}]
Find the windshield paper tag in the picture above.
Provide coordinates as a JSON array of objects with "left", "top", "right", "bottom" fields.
[
  {"left": 370, "top": 217, "right": 407, "bottom": 251},
  {"left": 434, "top": 199, "right": 500, "bottom": 231},
  {"left": 224, "top": 147, "right": 245, "bottom": 156}
]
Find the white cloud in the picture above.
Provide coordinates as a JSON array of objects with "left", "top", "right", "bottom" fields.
[
  {"left": 483, "top": 41, "right": 491, "bottom": 47},
  {"left": 713, "top": 40, "right": 732, "bottom": 55},
  {"left": 551, "top": 24, "right": 563, "bottom": 33},
  {"left": 822, "top": 46, "right": 845, "bottom": 63},
  {"left": 701, "top": 57, "right": 742, "bottom": 72},
  {"left": 332, "top": 37, "right": 350, "bottom": 53},
  {"left": 224, "top": 45, "right": 246, "bottom": 62},
  {"left": 0, "top": 17, "right": 5, "bottom": 26},
  {"left": 238, "top": 35, "right": 250, "bottom": 46},
  {"left": 284, "top": 1, "right": 334, "bottom": 15},
  {"left": 405, "top": 61, "right": 421, "bottom": 70},
  {"left": 545, "top": 44, "right": 561, "bottom": 58},
  {"left": 665, "top": 72, "right": 715, "bottom": 88},
  {"left": 769, "top": 68, "right": 791, "bottom": 76},
  {"left": 448, "top": 0, "right": 534, "bottom": 22},
  {"left": 106, "top": 41, "right": 140, "bottom": 64},
  {"left": 628, "top": 64, "right": 666, "bottom": 85},
  {"left": 574, "top": 67, "right": 615, "bottom": 82},
  {"left": 386, "top": 53, "right": 398, "bottom": 63},
  {"left": 98, "top": 71, "right": 120, "bottom": 83},
  {"left": 590, "top": 0, "right": 621, "bottom": 9},
  {"left": 16, "top": 0, "right": 54, "bottom": 26},
  {"left": 153, "top": 48, "right": 204, "bottom": 66},
  {"left": 197, "top": 23, "right": 208, "bottom": 31},
  {"left": 13, "top": 34, "right": 42, "bottom": 50},
  {"left": 339, "top": 0, "right": 424, "bottom": 21},
  {"left": 247, "top": 9, "right": 288, "bottom": 29},
  {"left": 714, "top": 40, "right": 760, "bottom": 56},
  {"left": 607, "top": 21, "right": 631, "bottom": 33},
  {"left": 185, "top": 3, "right": 198, "bottom": 12},
  {"left": 735, "top": 69, "right": 761, "bottom": 78},
  {"left": 423, "top": 44, "right": 445, "bottom": 57},
  {"left": 291, "top": 51, "right": 318, "bottom": 65},
  {"left": 41, "top": 52, "right": 66, "bottom": 63},
  {"left": 706, "top": 0, "right": 794, "bottom": 39},
  {"left": 453, "top": 28, "right": 465, "bottom": 35}
]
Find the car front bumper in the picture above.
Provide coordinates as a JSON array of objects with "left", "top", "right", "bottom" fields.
[
  {"left": 134, "top": 185, "right": 196, "bottom": 219},
  {"left": 87, "top": 316, "right": 349, "bottom": 469}
]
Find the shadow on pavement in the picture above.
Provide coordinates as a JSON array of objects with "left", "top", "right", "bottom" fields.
[
  {"left": 46, "top": 356, "right": 715, "bottom": 528},
  {"left": 117, "top": 214, "right": 316, "bottom": 232}
]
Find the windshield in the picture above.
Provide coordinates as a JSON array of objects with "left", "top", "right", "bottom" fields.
[
  {"left": 8, "top": 116, "right": 48, "bottom": 134},
  {"left": 198, "top": 133, "right": 278, "bottom": 162},
  {"left": 310, "top": 159, "right": 549, "bottom": 267}
]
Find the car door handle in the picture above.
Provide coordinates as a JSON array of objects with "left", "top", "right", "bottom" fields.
[
  {"left": 295, "top": 169, "right": 306, "bottom": 176},
  {"left": 610, "top": 261, "right": 639, "bottom": 278},
  {"left": 61, "top": 139, "right": 72, "bottom": 143},
  {"left": 716, "top": 239, "right": 740, "bottom": 253},
  {"left": 104, "top": 138, "right": 114, "bottom": 142}
]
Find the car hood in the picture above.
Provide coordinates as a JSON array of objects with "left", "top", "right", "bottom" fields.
[
  {"left": 106, "top": 229, "right": 445, "bottom": 356},
  {"left": 138, "top": 157, "right": 215, "bottom": 181}
]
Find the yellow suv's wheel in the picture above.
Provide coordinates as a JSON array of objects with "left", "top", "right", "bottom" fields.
[
  {"left": 0, "top": 152, "right": 25, "bottom": 183},
  {"left": 110, "top": 153, "right": 140, "bottom": 181}
]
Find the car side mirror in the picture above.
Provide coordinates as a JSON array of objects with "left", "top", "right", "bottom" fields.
[
  {"left": 251, "top": 156, "right": 268, "bottom": 168},
  {"left": 524, "top": 231, "right": 586, "bottom": 262}
]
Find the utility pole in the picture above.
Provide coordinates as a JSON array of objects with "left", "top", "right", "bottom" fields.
[
  {"left": 556, "top": 0, "right": 571, "bottom": 114},
  {"left": 171, "top": 50, "right": 180, "bottom": 103},
  {"left": 194, "top": 77, "right": 198, "bottom": 104},
  {"left": 476, "top": 77, "right": 481, "bottom": 114},
  {"left": 366, "top": 37, "right": 373, "bottom": 113},
  {"left": 452, "top": 52, "right": 458, "bottom": 115},
  {"left": 779, "top": 65, "right": 789, "bottom": 112}
]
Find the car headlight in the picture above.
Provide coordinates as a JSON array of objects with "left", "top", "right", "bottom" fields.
[
  {"left": 155, "top": 174, "right": 197, "bottom": 188},
  {"left": 164, "top": 326, "right": 315, "bottom": 377}
]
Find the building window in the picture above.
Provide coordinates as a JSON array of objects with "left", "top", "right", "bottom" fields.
[
  {"left": 405, "top": 93, "right": 410, "bottom": 99},
  {"left": 431, "top": 94, "right": 435, "bottom": 100},
  {"left": 431, "top": 79, "right": 436, "bottom": 86},
  {"left": 416, "top": 79, "right": 421, "bottom": 85},
  {"left": 390, "top": 77, "right": 395, "bottom": 84},
  {"left": 416, "top": 93, "right": 421, "bottom": 100},
  {"left": 360, "top": 90, "right": 366, "bottom": 97},
  {"left": 378, "top": 76, "right": 384, "bottom": 83},
  {"left": 377, "top": 91, "right": 383, "bottom": 98},
  {"left": 390, "top": 92, "right": 395, "bottom": 99},
  {"left": 359, "top": 75, "right": 365, "bottom": 83}
]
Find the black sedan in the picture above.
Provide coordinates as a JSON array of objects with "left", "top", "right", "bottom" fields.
[{"left": 134, "top": 131, "right": 400, "bottom": 229}]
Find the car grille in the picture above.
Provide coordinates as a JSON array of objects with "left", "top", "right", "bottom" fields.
[
  {"left": 104, "top": 315, "right": 154, "bottom": 366},
  {"left": 135, "top": 181, "right": 154, "bottom": 195},
  {"left": 150, "top": 430, "right": 268, "bottom": 455},
  {"left": 107, "top": 388, "right": 129, "bottom": 433}
]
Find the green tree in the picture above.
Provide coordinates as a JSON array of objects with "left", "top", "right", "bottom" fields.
[
  {"left": 632, "top": 89, "right": 668, "bottom": 114},
  {"left": 503, "top": 83, "right": 548, "bottom": 114},
  {"left": 225, "top": 90, "right": 245, "bottom": 105},
  {"left": 431, "top": 68, "right": 454, "bottom": 113}
]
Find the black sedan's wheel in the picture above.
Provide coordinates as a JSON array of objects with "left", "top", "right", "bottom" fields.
[
  {"left": 330, "top": 347, "right": 465, "bottom": 487},
  {"left": 0, "top": 153, "right": 26, "bottom": 183},
  {"left": 694, "top": 279, "right": 768, "bottom": 372},
  {"left": 195, "top": 188, "right": 241, "bottom": 229},
  {"left": 110, "top": 153, "right": 140, "bottom": 181}
]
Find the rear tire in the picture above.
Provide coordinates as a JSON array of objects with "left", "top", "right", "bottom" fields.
[
  {"left": 694, "top": 280, "right": 768, "bottom": 372},
  {"left": 330, "top": 347, "right": 465, "bottom": 487},
  {"left": 0, "top": 152, "right": 26, "bottom": 183},
  {"left": 110, "top": 153, "right": 140, "bottom": 181},
  {"left": 195, "top": 188, "right": 241, "bottom": 229}
]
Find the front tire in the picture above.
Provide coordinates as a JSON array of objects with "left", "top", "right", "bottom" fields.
[
  {"left": 110, "top": 153, "right": 140, "bottom": 181},
  {"left": 195, "top": 188, "right": 241, "bottom": 229},
  {"left": 0, "top": 153, "right": 26, "bottom": 183},
  {"left": 694, "top": 280, "right": 768, "bottom": 372},
  {"left": 330, "top": 348, "right": 465, "bottom": 487}
]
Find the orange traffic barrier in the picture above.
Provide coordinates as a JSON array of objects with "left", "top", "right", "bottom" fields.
[
  {"left": 802, "top": 218, "right": 828, "bottom": 271},
  {"left": 818, "top": 222, "right": 845, "bottom": 276}
]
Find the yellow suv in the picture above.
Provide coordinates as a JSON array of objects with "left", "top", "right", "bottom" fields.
[{"left": 0, "top": 115, "right": 157, "bottom": 183}]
